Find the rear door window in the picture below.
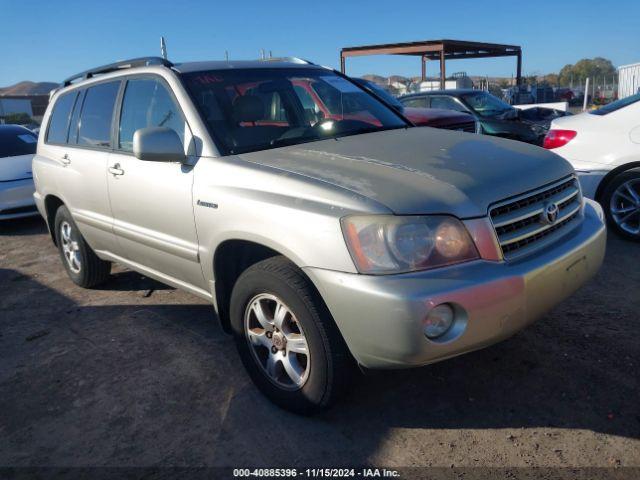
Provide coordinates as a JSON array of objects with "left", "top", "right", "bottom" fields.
[
  {"left": 78, "top": 81, "right": 120, "bottom": 148},
  {"left": 401, "top": 97, "right": 427, "bottom": 108},
  {"left": 46, "top": 91, "right": 77, "bottom": 144},
  {"left": 430, "top": 96, "right": 467, "bottom": 112}
]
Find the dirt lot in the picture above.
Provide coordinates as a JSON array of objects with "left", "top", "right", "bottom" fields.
[{"left": 1, "top": 216, "right": 639, "bottom": 473}]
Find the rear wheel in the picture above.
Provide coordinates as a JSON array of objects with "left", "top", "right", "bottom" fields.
[
  {"left": 230, "top": 256, "right": 354, "bottom": 414},
  {"left": 601, "top": 170, "right": 640, "bottom": 241},
  {"left": 54, "top": 206, "right": 111, "bottom": 287}
]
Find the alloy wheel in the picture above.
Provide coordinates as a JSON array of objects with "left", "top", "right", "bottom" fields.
[
  {"left": 610, "top": 179, "right": 640, "bottom": 237},
  {"left": 244, "top": 293, "right": 310, "bottom": 390},
  {"left": 60, "top": 221, "right": 81, "bottom": 273}
]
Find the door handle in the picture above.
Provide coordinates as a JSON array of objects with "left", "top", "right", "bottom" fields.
[
  {"left": 108, "top": 163, "right": 125, "bottom": 176},
  {"left": 60, "top": 154, "right": 71, "bottom": 166}
]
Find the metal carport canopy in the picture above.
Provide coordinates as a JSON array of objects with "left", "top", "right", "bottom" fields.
[{"left": 340, "top": 39, "right": 522, "bottom": 88}]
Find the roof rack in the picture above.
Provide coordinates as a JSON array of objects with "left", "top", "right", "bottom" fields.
[
  {"left": 259, "top": 56, "right": 315, "bottom": 65},
  {"left": 61, "top": 56, "right": 173, "bottom": 87}
]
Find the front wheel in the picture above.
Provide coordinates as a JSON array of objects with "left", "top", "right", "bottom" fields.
[
  {"left": 601, "top": 170, "right": 640, "bottom": 241},
  {"left": 230, "top": 256, "right": 354, "bottom": 414}
]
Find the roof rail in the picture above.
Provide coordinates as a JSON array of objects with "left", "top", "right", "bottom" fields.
[
  {"left": 61, "top": 56, "right": 173, "bottom": 87},
  {"left": 259, "top": 56, "right": 315, "bottom": 65}
]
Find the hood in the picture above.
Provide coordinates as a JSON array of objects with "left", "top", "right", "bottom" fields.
[
  {"left": 0, "top": 154, "right": 34, "bottom": 182},
  {"left": 403, "top": 107, "right": 474, "bottom": 127},
  {"left": 238, "top": 128, "right": 574, "bottom": 218}
]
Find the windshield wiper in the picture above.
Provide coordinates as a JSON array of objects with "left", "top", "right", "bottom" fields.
[
  {"left": 269, "top": 135, "right": 318, "bottom": 149},
  {"left": 332, "top": 124, "right": 407, "bottom": 140},
  {"left": 228, "top": 125, "right": 406, "bottom": 155},
  {"left": 229, "top": 136, "right": 319, "bottom": 155}
]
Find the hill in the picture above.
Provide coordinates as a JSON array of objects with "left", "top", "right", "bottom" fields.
[{"left": 0, "top": 81, "right": 58, "bottom": 96}]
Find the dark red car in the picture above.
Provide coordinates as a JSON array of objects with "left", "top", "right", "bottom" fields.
[{"left": 352, "top": 78, "right": 477, "bottom": 133}]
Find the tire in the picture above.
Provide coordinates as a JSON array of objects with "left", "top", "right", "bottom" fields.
[
  {"left": 230, "top": 256, "right": 354, "bottom": 414},
  {"left": 601, "top": 170, "right": 640, "bottom": 241},
  {"left": 54, "top": 205, "right": 111, "bottom": 287}
]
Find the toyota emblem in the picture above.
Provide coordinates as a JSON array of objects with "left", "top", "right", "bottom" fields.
[{"left": 542, "top": 202, "right": 559, "bottom": 225}]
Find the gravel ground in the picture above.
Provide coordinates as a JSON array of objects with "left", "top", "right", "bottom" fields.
[{"left": 0, "top": 216, "right": 639, "bottom": 474}]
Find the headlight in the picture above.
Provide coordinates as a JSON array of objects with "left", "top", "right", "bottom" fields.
[{"left": 341, "top": 215, "right": 479, "bottom": 274}]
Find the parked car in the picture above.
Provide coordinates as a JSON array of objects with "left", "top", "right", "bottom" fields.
[
  {"left": 0, "top": 124, "right": 39, "bottom": 219},
  {"left": 503, "top": 86, "right": 535, "bottom": 105},
  {"left": 34, "top": 57, "right": 606, "bottom": 413},
  {"left": 22, "top": 123, "right": 41, "bottom": 136},
  {"left": 544, "top": 92, "right": 640, "bottom": 240},
  {"left": 351, "top": 78, "right": 477, "bottom": 132},
  {"left": 399, "top": 89, "right": 569, "bottom": 145},
  {"left": 555, "top": 87, "right": 576, "bottom": 103}
]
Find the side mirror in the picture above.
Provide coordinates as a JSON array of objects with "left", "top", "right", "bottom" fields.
[{"left": 133, "top": 127, "right": 186, "bottom": 162}]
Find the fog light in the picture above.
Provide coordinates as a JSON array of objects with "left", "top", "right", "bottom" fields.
[{"left": 424, "top": 304, "right": 454, "bottom": 339}]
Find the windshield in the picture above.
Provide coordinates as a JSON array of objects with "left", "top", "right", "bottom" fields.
[
  {"left": 182, "top": 68, "right": 407, "bottom": 155},
  {"left": 354, "top": 79, "right": 403, "bottom": 109},
  {"left": 461, "top": 91, "right": 513, "bottom": 117},
  {"left": 590, "top": 92, "right": 640, "bottom": 116}
]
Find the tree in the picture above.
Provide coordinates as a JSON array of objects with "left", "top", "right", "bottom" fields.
[
  {"left": 542, "top": 73, "right": 559, "bottom": 86},
  {"left": 558, "top": 57, "right": 616, "bottom": 85},
  {"left": 2, "top": 112, "right": 34, "bottom": 125}
]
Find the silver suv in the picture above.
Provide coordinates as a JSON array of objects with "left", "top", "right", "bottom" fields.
[{"left": 33, "top": 57, "right": 606, "bottom": 413}]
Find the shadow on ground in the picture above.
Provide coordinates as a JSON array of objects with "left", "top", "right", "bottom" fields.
[
  {"left": 0, "top": 217, "right": 638, "bottom": 467},
  {"left": 0, "top": 216, "right": 47, "bottom": 236}
]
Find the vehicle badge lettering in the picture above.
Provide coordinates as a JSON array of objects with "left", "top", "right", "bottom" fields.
[{"left": 197, "top": 200, "right": 218, "bottom": 209}]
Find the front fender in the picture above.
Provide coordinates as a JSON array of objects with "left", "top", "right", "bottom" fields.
[{"left": 192, "top": 156, "right": 384, "bottom": 290}]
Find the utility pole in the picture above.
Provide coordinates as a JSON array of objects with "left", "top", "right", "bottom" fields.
[{"left": 583, "top": 77, "right": 590, "bottom": 111}]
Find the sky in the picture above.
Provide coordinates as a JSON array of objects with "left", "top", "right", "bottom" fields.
[{"left": 1, "top": 0, "right": 639, "bottom": 86}]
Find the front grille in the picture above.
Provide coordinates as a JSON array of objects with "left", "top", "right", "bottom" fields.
[
  {"left": 443, "top": 121, "right": 476, "bottom": 133},
  {"left": 489, "top": 176, "right": 582, "bottom": 260}
]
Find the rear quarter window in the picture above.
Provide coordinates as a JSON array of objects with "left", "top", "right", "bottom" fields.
[{"left": 46, "top": 91, "right": 77, "bottom": 144}]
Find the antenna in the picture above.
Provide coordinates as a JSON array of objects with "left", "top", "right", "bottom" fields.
[{"left": 160, "top": 36, "right": 167, "bottom": 60}]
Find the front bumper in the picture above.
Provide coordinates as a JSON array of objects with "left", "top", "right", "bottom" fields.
[
  {"left": 304, "top": 200, "right": 606, "bottom": 369},
  {"left": 0, "top": 178, "right": 38, "bottom": 220}
]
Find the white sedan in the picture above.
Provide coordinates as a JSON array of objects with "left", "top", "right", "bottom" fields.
[
  {"left": 544, "top": 93, "right": 640, "bottom": 240},
  {"left": 0, "top": 125, "right": 39, "bottom": 220}
]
